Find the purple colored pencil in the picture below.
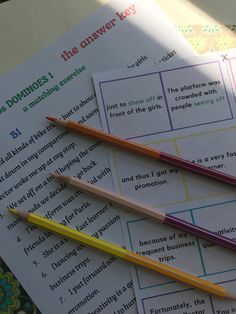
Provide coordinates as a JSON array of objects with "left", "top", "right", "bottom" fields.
[
  {"left": 165, "top": 214, "right": 236, "bottom": 251},
  {"left": 160, "top": 152, "right": 236, "bottom": 186}
]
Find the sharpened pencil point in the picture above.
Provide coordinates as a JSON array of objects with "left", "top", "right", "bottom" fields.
[
  {"left": 46, "top": 116, "right": 57, "bottom": 122},
  {"left": 8, "top": 208, "right": 18, "bottom": 215},
  {"left": 47, "top": 117, "right": 67, "bottom": 127},
  {"left": 50, "top": 172, "right": 60, "bottom": 178},
  {"left": 49, "top": 172, "right": 70, "bottom": 184},
  {"left": 8, "top": 208, "right": 29, "bottom": 220},
  {"left": 224, "top": 290, "right": 236, "bottom": 300}
]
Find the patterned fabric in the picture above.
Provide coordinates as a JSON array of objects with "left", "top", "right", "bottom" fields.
[
  {"left": 178, "top": 24, "right": 236, "bottom": 53},
  {"left": 0, "top": 259, "right": 40, "bottom": 314},
  {"left": 0, "top": 23, "right": 235, "bottom": 314}
]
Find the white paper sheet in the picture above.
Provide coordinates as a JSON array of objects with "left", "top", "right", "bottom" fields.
[
  {"left": 0, "top": 0, "right": 194, "bottom": 313},
  {"left": 93, "top": 50, "right": 236, "bottom": 313}
]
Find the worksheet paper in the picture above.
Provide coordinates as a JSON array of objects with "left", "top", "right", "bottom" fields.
[
  {"left": 93, "top": 50, "right": 236, "bottom": 314},
  {"left": 0, "top": 0, "right": 194, "bottom": 313}
]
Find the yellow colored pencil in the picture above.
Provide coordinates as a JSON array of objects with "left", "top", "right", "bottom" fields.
[{"left": 9, "top": 208, "right": 236, "bottom": 299}]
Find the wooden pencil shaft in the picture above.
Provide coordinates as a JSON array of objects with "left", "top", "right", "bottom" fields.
[
  {"left": 52, "top": 174, "right": 236, "bottom": 252},
  {"left": 22, "top": 211, "right": 227, "bottom": 298},
  {"left": 28, "top": 213, "right": 126, "bottom": 258},
  {"left": 67, "top": 176, "right": 165, "bottom": 222},
  {"left": 55, "top": 118, "right": 236, "bottom": 186},
  {"left": 125, "top": 253, "right": 226, "bottom": 297},
  {"left": 67, "top": 120, "right": 161, "bottom": 158}
]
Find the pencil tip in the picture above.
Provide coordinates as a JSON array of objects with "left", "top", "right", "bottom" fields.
[
  {"left": 8, "top": 208, "right": 18, "bottom": 215},
  {"left": 50, "top": 172, "right": 60, "bottom": 178},
  {"left": 8, "top": 208, "right": 29, "bottom": 220},
  {"left": 46, "top": 116, "right": 57, "bottom": 122},
  {"left": 49, "top": 172, "right": 70, "bottom": 183},
  {"left": 224, "top": 290, "right": 236, "bottom": 300}
]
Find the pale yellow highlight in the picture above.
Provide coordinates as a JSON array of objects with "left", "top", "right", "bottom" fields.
[
  {"left": 173, "top": 138, "right": 191, "bottom": 201},
  {"left": 112, "top": 126, "right": 236, "bottom": 207}
]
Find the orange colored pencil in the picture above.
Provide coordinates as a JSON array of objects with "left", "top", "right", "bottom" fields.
[{"left": 46, "top": 116, "right": 236, "bottom": 186}]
